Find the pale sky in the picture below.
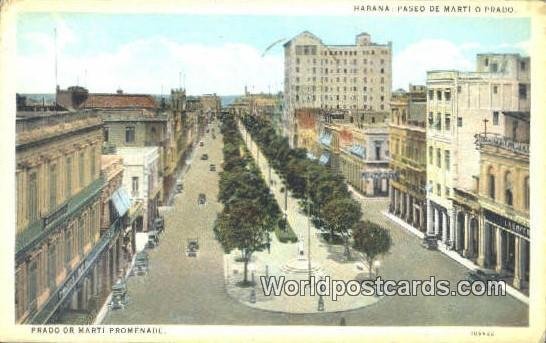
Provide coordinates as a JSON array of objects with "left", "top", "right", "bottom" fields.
[{"left": 16, "top": 13, "right": 530, "bottom": 95}]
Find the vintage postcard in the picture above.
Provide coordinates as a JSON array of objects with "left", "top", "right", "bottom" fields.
[{"left": 1, "top": 0, "right": 545, "bottom": 342}]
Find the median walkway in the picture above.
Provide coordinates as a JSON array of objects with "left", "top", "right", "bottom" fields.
[{"left": 219, "top": 123, "right": 382, "bottom": 313}]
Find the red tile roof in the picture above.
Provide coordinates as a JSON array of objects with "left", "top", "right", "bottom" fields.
[{"left": 82, "top": 94, "right": 157, "bottom": 109}]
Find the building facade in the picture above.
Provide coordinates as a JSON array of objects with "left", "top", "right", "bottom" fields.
[
  {"left": 425, "top": 53, "right": 530, "bottom": 287},
  {"left": 117, "top": 147, "right": 161, "bottom": 233},
  {"left": 388, "top": 85, "right": 427, "bottom": 232},
  {"left": 283, "top": 31, "right": 392, "bottom": 147},
  {"left": 15, "top": 110, "right": 104, "bottom": 323}
]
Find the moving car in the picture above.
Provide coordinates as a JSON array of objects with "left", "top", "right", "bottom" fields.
[
  {"left": 198, "top": 193, "right": 207, "bottom": 206},
  {"left": 209, "top": 164, "right": 216, "bottom": 171},
  {"left": 176, "top": 181, "right": 184, "bottom": 193},
  {"left": 186, "top": 238, "right": 200, "bottom": 257},
  {"left": 201, "top": 154, "right": 209, "bottom": 160},
  {"left": 421, "top": 236, "right": 438, "bottom": 250},
  {"left": 146, "top": 231, "right": 159, "bottom": 248},
  {"left": 134, "top": 251, "right": 149, "bottom": 275},
  {"left": 199, "top": 141, "right": 204, "bottom": 147}
]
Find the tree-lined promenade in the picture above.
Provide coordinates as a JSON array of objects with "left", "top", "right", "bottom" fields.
[
  {"left": 214, "top": 115, "right": 282, "bottom": 285},
  {"left": 241, "top": 114, "right": 392, "bottom": 273}
]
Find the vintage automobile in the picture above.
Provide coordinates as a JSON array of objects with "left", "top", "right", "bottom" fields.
[
  {"left": 198, "top": 193, "right": 207, "bottom": 206},
  {"left": 154, "top": 216, "right": 165, "bottom": 233},
  {"left": 209, "top": 164, "right": 216, "bottom": 172},
  {"left": 201, "top": 153, "right": 209, "bottom": 160},
  {"left": 134, "top": 251, "right": 149, "bottom": 275},
  {"left": 421, "top": 236, "right": 438, "bottom": 250},
  {"left": 466, "top": 268, "right": 502, "bottom": 283},
  {"left": 199, "top": 140, "right": 204, "bottom": 147},
  {"left": 110, "top": 280, "right": 128, "bottom": 310},
  {"left": 176, "top": 180, "right": 184, "bottom": 193},
  {"left": 186, "top": 239, "right": 199, "bottom": 257},
  {"left": 146, "top": 231, "right": 159, "bottom": 248}
]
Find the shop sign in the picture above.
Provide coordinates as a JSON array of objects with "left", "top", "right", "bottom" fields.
[{"left": 484, "top": 209, "right": 529, "bottom": 239}]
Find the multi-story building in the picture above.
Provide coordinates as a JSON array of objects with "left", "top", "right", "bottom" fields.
[
  {"left": 117, "top": 147, "right": 161, "bottom": 233},
  {"left": 15, "top": 109, "right": 104, "bottom": 323},
  {"left": 199, "top": 93, "right": 221, "bottom": 116},
  {"left": 451, "top": 111, "right": 529, "bottom": 290},
  {"left": 425, "top": 53, "right": 530, "bottom": 257},
  {"left": 283, "top": 31, "right": 392, "bottom": 147},
  {"left": 318, "top": 120, "right": 390, "bottom": 196},
  {"left": 388, "top": 85, "right": 427, "bottom": 232}
]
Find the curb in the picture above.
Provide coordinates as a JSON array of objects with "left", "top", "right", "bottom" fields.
[{"left": 382, "top": 211, "right": 529, "bottom": 305}]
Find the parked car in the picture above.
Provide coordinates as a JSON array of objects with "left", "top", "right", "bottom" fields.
[
  {"left": 198, "top": 193, "right": 207, "bottom": 206},
  {"left": 176, "top": 181, "right": 184, "bottom": 193},
  {"left": 209, "top": 164, "right": 216, "bottom": 171},
  {"left": 421, "top": 236, "right": 438, "bottom": 250},
  {"left": 154, "top": 216, "right": 165, "bottom": 232},
  {"left": 466, "top": 269, "right": 502, "bottom": 283},
  {"left": 146, "top": 231, "right": 159, "bottom": 248},
  {"left": 134, "top": 251, "right": 149, "bottom": 275},
  {"left": 201, "top": 154, "right": 208, "bottom": 160},
  {"left": 199, "top": 141, "right": 204, "bottom": 147}
]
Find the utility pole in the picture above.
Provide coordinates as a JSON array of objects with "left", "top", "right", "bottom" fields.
[
  {"left": 307, "top": 173, "right": 312, "bottom": 282},
  {"left": 483, "top": 118, "right": 489, "bottom": 137}
]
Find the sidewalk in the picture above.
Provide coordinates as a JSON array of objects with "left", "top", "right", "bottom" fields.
[
  {"left": 381, "top": 210, "right": 529, "bottom": 305},
  {"left": 222, "top": 123, "right": 382, "bottom": 313}
]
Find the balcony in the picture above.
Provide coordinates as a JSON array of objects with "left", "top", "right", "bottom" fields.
[{"left": 474, "top": 133, "right": 529, "bottom": 155}]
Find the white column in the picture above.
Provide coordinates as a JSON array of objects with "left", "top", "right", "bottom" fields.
[
  {"left": 394, "top": 189, "right": 399, "bottom": 214},
  {"left": 441, "top": 211, "right": 448, "bottom": 243},
  {"left": 513, "top": 237, "right": 526, "bottom": 289},
  {"left": 449, "top": 209, "right": 456, "bottom": 247},
  {"left": 477, "top": 222, "right": 488, "bottom": 267},
  {"left": 433, "top": 208, "right": 440, "bottom": 236},
  {"left": 426, "top": 200, "right": 434, "bottom": 236},
  {"left": 406, "top": 194, "right": 411, "bottom": 222},
  {"left": 495, "top": 227, "right": 504, "bottom": 273},
  {"left": 463, "top": 214, "right": 470, "bottom": 257}
]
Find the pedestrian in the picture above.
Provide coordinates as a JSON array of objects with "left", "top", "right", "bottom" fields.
[{"left": 267, "top": 241, "right": 271, "bottom": 254}]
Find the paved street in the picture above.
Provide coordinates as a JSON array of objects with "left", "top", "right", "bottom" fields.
[{"left": 104, "top": 122, "right": 528, "bottom": 326}]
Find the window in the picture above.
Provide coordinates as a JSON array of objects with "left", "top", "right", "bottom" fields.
[
  {"left": 436, "top": 183, "right": 441, "bottom": 196},
  {"left": 436, "top": 149, "right": 441, "bottom": 168},
  {"left": 428, "top": 112, "right": 433, "bottom": 127},
  {"left": 132, "top": 177, "right": 139, "bottom": 197},
  {"left": 445, "top": 91, "right": 451, "bottom": 101},
  {"left": 428, "top": 90, "right": 433, "bottom": 100},
  {"left": 49, "top": 163, "right": 57, "bottom": 211},
  {"left": 520, "top": 61, "right": 526, "bottom": 71},
  {"left": 66, "top": 157, "right": 72, "bottom": 197},
  {"left": 79, "top": 151, "right": 85, "bottom": 187},
  {"left": 28, "top": 172, "right": 38, "bottom": 222},
  {"left": 504, "top": 172, "right": 513, "bottom": 206},
  {"left": 519, "top": 84, "right": 527, "bottom": 100},
  {"left": 493, "top": 85, "right": 498, "bottom": 94},
  {"left": 436, "top": 90, "right": 442, "bottom": 100},
  {"left": 457, "top": 85, "right": 461, "bottom": 93},
  {"left": 524, "top": 176, "right": 530, "bottom": 210},
  {"left": 445, "top": 114, "right": 451, "bottom": 131},
  {"left": 484, "top": 58, "right": 489, "bottom": 66},
  {"left": 428, "top": 146, "right": 433, "bottom": 163},
  {"left": 104, "top": 127, "right": 109, "bottom": 142},
  {"left": 487, "top": 167, "right": 495, "bottom": 199},
  {"left": 444, "top": 150, "right": 450, "bottom": 171},
  {"left": 457, "top": 117, "right": 463, "bottom": 127},
  {"left": 493, "top": 111, "right": 499, "bottom": 125},
  {"left": 48, "top": 243, "right": 56, "bottom": 289},
  {"left": 436, "top": 113, "right": 442, "bottom": 130},
  {"left": 445, "top": 187, "right": 450, "bottom": 197},
  {"left": 490, "top": 63, "right": 498, "bottom": 72}
]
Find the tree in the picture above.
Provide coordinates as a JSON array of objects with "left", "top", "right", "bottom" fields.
[
  {"left": 321, "top": 198, "right": 362, "bottom": 258},
  {"left": 352, "top": 221, "right": 392, "bottom": 278},
  {"left": 214, "top": 200, "right": 271, "bottom": 285}
]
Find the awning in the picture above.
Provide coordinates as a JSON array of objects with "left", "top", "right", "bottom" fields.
[
  {"left": 306, "top": 152, "right": 318, "bottom": 161},
  {"left": 319, "top": 152, "right": 330, "bottom": 165},
  {"left": 349, "top": 144, "right": 366, "bottom": 159},
  {"left": 112, "top": 187, "right": 132, "bottom": 217},
  {"left": 319, "top": 132, "right": 332, "bottom": 146}
]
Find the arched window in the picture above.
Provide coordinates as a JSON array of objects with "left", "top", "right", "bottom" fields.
[
  {"left": 504, "top": 171, "right": 513, "bottom": 206},
  {"left": 487, "top": 166, "right": 495, "bottom": 199}
]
